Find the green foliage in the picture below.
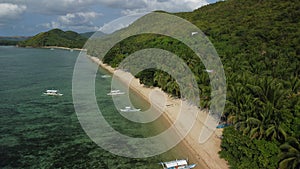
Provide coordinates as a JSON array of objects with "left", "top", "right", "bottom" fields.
[
  {"left": 18, "top": 29, "right": 87, "bottom": 48},
  {"left": 101, "top": 34, "right": 202, "bottom": 99},
  {"left": 88, "top": 0, "right": 299, "bottom": 168},
  {"left": 0, "top": 40, "right": 18, "bottom": 46},
  {"left": 135, "top": 69, "right": 157, "bottom": 87},
  {"left": 220, "top": 127, "right": 280, "bottom": 169},
  {"left": 80, "top": 31, "right": 106, "bottom": 38},
  {"left": 278, "top": 137, "right": 300, "bottom": 169}
]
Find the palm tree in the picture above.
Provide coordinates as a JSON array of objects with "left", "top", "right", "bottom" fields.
[
  {"left": 165, "top": 80, "right": 180, "bottom": 97},
  {"left": 246, "top": 77, "right": 287, "bottom": 108},
  {"left": 153, "top": 71, "right": 169, "bottom": 90},
  {"left": 278, "top": 137, "right": 300, "bottom": 169},
  {"left": 246, "top": 117, "right": 265, "bottom": 139},
  {"left": 287, "top": 76, "right": 300, "bottom": 97},
  {"left": 198, "top": 84, "right": 210, "bottom": 109},
  {"left": 265, "top": 122, "right": 287, "bottom": 141},
  {"left": 226, "top": 84, "right": 256, "bottom": 125},
  {"left": 243, "top": 77, "right": 290, "bottom": 140}
]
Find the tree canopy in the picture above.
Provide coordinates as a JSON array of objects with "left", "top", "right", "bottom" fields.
[
  {"left": 88, "top": 0, "right": 299, "bottom": 168},
  {"left": 18, "top": 29, "right": 87, "bottom": 48}
]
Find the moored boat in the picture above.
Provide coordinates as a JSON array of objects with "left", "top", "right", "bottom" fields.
[
  {"left": 107, "top": 89, "right": 125, "bottom": 95},
  {"left": 120, "top": 106, "right": 141, "bottom": 112},
  {"left": 101, "top": 75, "right": 111, "bottom": 78},
  {"left": 160, "top": 159, "right": 196, "bottom": 169},
  {"left": 43, "top": 89, "right": 63, "bottom": 96}
]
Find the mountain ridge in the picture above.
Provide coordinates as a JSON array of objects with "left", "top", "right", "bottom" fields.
[{"left": 18, "top": 29, "right": 88, "bottom": 48}]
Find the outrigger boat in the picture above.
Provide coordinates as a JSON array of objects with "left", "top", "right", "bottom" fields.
[
  {"left": 101, "top": 75, "right": 111, "bottom": 78},
  {"left": 107, "top": 90, "right": 125, "bottom": 96},
  {"left": 120, "top": 106, "right": 141, "bottom": 112},
  {"left": 160, "top": 159, "right": 196, "bottom": 169},
  {"left": 43, "top": 90, "right": 63, "bottom": 96}
]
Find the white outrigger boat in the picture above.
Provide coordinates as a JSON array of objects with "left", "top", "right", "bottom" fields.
[
  {"left": 101, "top": 75, "right": 111, "bottom": 78},
  {"left": 107, "top": 90, "right": 125, "bottom": 96},
  {"left": 120, "top": 106, "right": 141, "bottom": 112},
  {"left": 43, "top": 90, "right": 63, "bottom": 96},
  {"left": 160, "top": 159, "right": 196, "bottom": 169}
]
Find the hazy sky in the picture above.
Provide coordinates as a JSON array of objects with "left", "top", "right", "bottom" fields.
[{"left": 0, "top": 0, "right": 218, "bottom": 36}]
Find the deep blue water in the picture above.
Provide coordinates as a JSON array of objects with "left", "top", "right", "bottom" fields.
[{"left": 0, "top": 46, "right": 191, "bottom": 169}]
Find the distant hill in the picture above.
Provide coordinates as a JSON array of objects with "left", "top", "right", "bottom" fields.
[
  {"left": 0, "top": 36, "right": 30, "bottom": 46},
  {"left": 80, "top": 31, "right": 106, "bottom": 38},
  {"left": 80, "top": 32, "right": 95, "bottom": 38},
  {"left": 0, "top": 36, "right": 30, "bottom": 41},
  {"left": 18, "top": 29, "right": 87, "bottom": 48}
]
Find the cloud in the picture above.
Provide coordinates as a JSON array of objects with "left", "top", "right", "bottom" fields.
[
  {"left": 121, "top": 0, "right": 208, "bottom": 15},
  {"left": 99, "top": 0, "right": 209, "bottom": 33},
  {"left": 0, "top": 0, "right": 211, "bottom": 35},
  {"left": 25, "top": 0, "right": 145, "bottom": 15},
  {"left": 0, "top": 3, "right": 27, "bottom": 21},
  {"left": 45, "top": 0, "right": 100, "bottom": 14},
  {"left": 94, "top": 0, "right": 208, "bottom": 12},
  {"left": 40, "top": 21, "right": 61, "bottom": 29},
  {"left": 58, "top": 12, "right": 102, "bottom": 26},
  {"left": 99, "top": 13, "right": 147, "bottom": 34},
  {"left": 95, "top": 0, "right": 147, "bottom": 9},
  {"left": 1, "top": 0, "right": 207, "bottom": 15},
  {"left": 40, "top": 11, "right": 102, "bottom": 32},
  {"left": 0, "top": 0, "right": 99, "bottom": 15}
]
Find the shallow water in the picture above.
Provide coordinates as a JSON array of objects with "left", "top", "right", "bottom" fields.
[{"left": 0, "top": 46, "right": 193, "bottom": 168}]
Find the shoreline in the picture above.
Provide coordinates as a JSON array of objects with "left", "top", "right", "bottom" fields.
[
  {"left": 89, "top": 56, "right": 228, "bottom": 169},
  {"left": 16, "top": 45, "right": 86, "bottom": 51},
  {"left": 42, "top": 46, "right": 86, "bottom": 51}
]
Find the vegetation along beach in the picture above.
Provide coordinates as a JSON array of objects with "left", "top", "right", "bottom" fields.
[{"left": 0, "top": 0, "right": 299, "bottom": 168}]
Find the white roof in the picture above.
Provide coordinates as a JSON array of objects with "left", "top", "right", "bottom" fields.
[
  {"left": 46, "top": 90, "right": 58, "bottom": 92},
  {"left": 164, "top": 160, "right": 187, "bottom": 168},
  {"left": 205, "top": 69, "right": 214, "bottom": 73}
]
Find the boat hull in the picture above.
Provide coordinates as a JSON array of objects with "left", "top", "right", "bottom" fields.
[
  {"left": 43, "top": 93, "right": 63, "bottom": 96},
  {"left": 120, "top": 108, "right": 141, "bottom": 112}
]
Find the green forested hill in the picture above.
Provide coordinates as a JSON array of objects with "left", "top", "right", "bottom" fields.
[
  {"left": 18, "top": 29, "right": 87, "bottom": 48},
  {"left": 178, "top": 1, "right": 299, "bottom": 168},
  {"left": 177, "top": 0, "right": 299, "bottom": 78},
  {"left": 80, "top": 31, "right": 106, "bottom": 38},
  {"left": 87, "top": 0, "right": 299, "bottom": 168}
]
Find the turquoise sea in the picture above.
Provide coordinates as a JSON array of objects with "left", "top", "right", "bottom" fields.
[{"left": 0, "top": 46, "right": 191, "bottom": 168}]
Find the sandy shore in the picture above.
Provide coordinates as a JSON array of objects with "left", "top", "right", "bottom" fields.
[
  {"left": 42, "top": 46, "right": 86, "bottom": 51},
  {"left": 89, "top": 56, "right": 228, "bottom": 169}
]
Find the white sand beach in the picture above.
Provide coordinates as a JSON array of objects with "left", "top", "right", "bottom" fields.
[
  {"left": 89, "top": 56, "right": 228, "bottom": 169},
  {"left": 42, "top": 46, "right": 86, "bottom": 51}
]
